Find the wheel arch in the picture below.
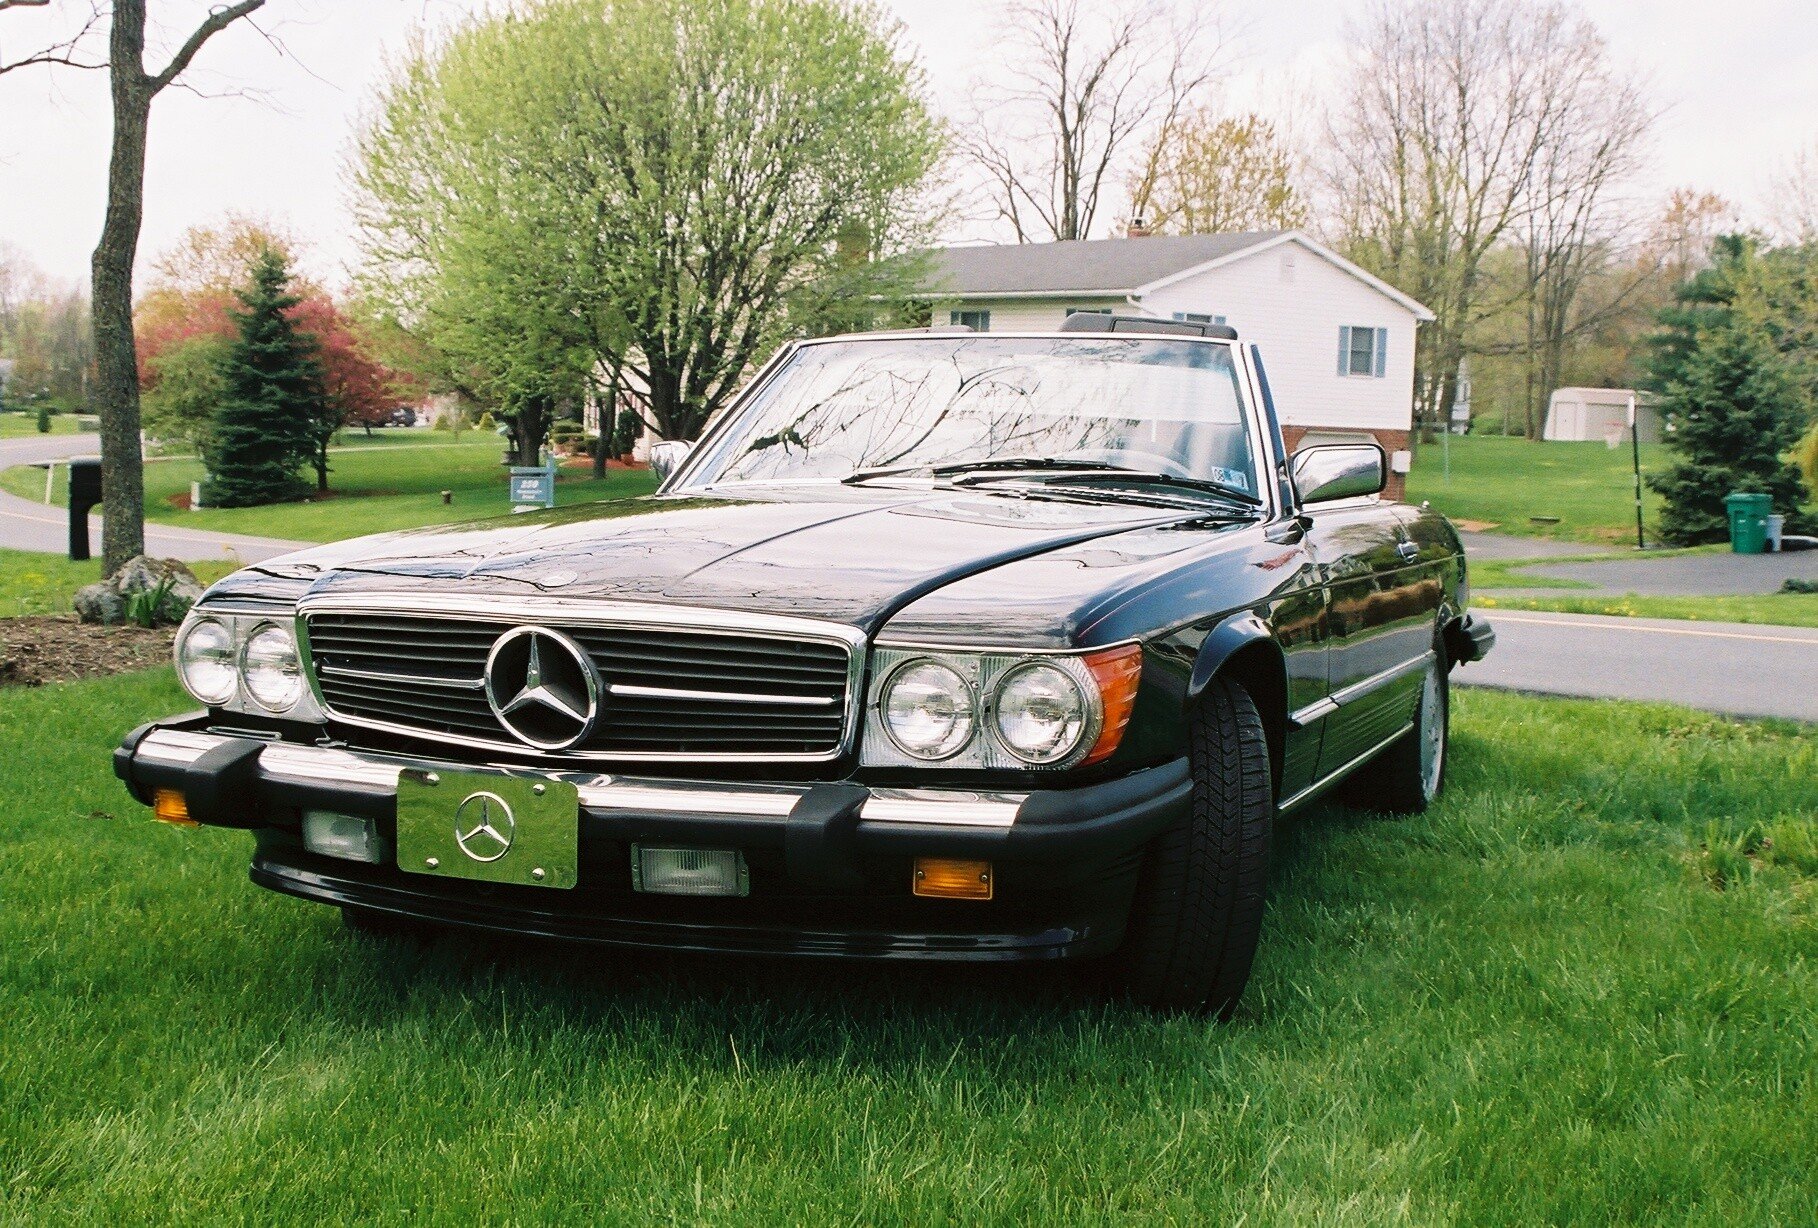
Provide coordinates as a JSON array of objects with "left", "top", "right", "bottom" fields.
[{"left": 1185, "top": 612, "right": 1286, "bottom": 799}]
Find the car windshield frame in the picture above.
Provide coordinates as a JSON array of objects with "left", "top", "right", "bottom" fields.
[{"left": 670, "top": 332, "right": 1276, "bottom": 512}]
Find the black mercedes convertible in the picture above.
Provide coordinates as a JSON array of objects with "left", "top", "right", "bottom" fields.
[{"left": 116, "top": 314, "right": 1493, "bottom": 1015}]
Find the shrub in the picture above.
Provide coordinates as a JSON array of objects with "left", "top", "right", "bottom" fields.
[{"left": 36, "top": 402, "right": 51, "bottom": 433}]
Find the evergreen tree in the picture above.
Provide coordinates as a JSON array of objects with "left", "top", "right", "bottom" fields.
[
  {"left": 1646, "top": 237, "right": 1813, "bottom": 543},
  {"left": 203, "top": 250, "right": 324, "bottom": 507}
]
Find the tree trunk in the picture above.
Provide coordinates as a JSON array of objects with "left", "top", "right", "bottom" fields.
[
  {"left": 91, "top": 72, "right": 152, "bottom": 575},
  {"left": 315, "top": 443, "right": 330, "bottom": 494}
]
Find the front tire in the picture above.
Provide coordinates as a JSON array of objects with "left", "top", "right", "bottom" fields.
[{"left": 1118, "top": 676, "right": 1274, "bottom": 1016}]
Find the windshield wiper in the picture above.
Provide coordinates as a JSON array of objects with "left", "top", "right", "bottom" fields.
[
  {"left": 841, "top": 455, "right": 1262, "bottom": 508},
  {"left": 1031, "top": 469, "right": 1264, "bottom": 507},
  {"left": 841, "top": 457, "right": 1132, "bottom": 485}
]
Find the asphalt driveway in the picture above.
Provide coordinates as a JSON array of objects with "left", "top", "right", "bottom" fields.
[
  {"left": 0, "top": 433, "right": 306, "bottom": 564},
  {"left": 1457, "top": 609, "right": 1818, "bottom": 722}
]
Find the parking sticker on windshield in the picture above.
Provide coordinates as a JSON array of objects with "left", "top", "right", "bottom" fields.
[{"left": 1210, "top": 467, "right": 1251, "bottom": 491}]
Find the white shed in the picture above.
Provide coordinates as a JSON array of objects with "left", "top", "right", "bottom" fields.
[
  {"left": 1543, "top": 388, "right": 1662, "bottom": 444},
  {"left": 917, "top": 230, "right": 1434, "bottom": 497}
]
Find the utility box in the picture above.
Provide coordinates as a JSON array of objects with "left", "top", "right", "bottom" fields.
[
  {"left": 1723, "top": 492, "right": 1771, "bottom": 555},
  {"left": 68, "top": 458, "right": 103, "bottom": 561}
]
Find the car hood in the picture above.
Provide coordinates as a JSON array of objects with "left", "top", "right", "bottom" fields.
[{"left": 252, "top": 486, "right": 1225, "bottom": 633}]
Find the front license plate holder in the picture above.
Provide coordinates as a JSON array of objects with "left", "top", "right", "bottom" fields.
[{"left": 395, "top": 767, "right": 579, "bottom": 889}]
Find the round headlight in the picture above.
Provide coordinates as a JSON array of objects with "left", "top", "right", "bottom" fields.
[
  {"left": 992, "top": 662, "right": 1088, "bottom": 763},
  {"left": 241, "top": 622, "right": 305, "bottom": 712},
  {"left": 176, "top": 617, "right": 238, "bottom": 706},
  {"left": 880, "top": 660, "right": 974, "bottom": 760}
]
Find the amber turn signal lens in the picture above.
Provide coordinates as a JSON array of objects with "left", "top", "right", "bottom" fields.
[
  {"left": 1081, "top": 644, "right": 1143, "bottom": 766},
  {"left": 152, "top": 788, "right": 196, "bottom": 827},
  {"left": 913, "top": 857, "right": 993, "bottom": 900}
]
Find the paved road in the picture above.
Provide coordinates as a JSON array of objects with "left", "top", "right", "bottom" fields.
[
  {"left": 1458, "top": 609, "right": 1818, "bottom": 722},
  {"left": 1456, "top": 531, "right": 1616, "bottom": 561},
  {"left": 0, "top": 433, "right": 306, "bottom": 565},
  {"left": 1521, "top": 550, "right": 1818, "bottom": 596}
]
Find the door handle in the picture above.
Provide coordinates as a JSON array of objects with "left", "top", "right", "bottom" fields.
[{"left": 1396, "top": 541, "right": 1420, "bottom": 562}]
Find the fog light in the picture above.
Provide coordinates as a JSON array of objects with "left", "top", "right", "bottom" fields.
[
  {"left": 302, "top": 811, "right": 387, "bottom": 864},
  {"left": 631, "top": 846, "right": 749, "bottom": 897},
  {"left": 152, "top": 788, "right": 195, "bottom": 827},
  {"left": 913, "top": 858, "right": 993, "bottom": 900}
]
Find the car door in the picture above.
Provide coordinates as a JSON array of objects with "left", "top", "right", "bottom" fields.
[{"left": 1302, "top": 500, "right": 1429, "bottom": 779}]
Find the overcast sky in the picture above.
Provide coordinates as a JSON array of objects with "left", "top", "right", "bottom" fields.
[{"left": 2, "top": 0, "right": 1813, "bottom": 291}]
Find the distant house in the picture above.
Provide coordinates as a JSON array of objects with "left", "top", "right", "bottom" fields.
[
  {"left": 915, "top": 229, "right": 1435, "bottom": 498},
  {"left": 1543, "top": 387, "right": 1662, "bottom": 444}
]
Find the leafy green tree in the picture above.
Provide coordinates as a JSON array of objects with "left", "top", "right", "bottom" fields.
[
  {"left": 142, "top": 331, "right": 232, "bottom": 450},
  {"left": 1646, "top": 237, "right": 1813, "bottom": 543},
  {"left": 352, "top": 0, "right": 942, "bottom": 451},
  {"left": 203, "top": 250, "right": 324, "bottom": 507}
]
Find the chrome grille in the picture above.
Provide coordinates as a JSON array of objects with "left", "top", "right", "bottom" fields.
[{"left": 302, "top": 608, "right": 857, "bottom": 761}]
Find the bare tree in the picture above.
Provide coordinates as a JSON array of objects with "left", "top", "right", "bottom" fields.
[
  {"left": 1512, "top": 26, "right": 1652, "bottom": 438},
  {"left": 1766, "top": 141, "right": 1818, "bottom": 243},
  {"left": 1327, "top": 0, "right": 1648, "bottom": 442},
  {"left": 4, "top": 0, "right": 265, "bottom": 574},
  {"left": 958, "top": 0, "right": 1224, "bottom": 243}
]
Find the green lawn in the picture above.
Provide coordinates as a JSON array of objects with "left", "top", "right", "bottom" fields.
[
  {"left": 2, "top": 673, "right": 1812, "bottom": 1223},
  {"left": 0, "top": 411, "right": 83, "bottom": 437},
  {"left": 1407, "top": 435, "right": 1668, "bottom": 544},
  {"left": 0, "top": 548, "right": 235, "bottom": 618},
  {"left": 1, "top": 432, "right": 658, "bottom": 542},
  {"left": 1478, "top": 591, "right": 1818, "bottom": 628}
]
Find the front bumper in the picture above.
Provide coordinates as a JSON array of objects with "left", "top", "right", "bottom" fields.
[{"left": 115, "top": 717, "right": 1190, "bottom": 961}]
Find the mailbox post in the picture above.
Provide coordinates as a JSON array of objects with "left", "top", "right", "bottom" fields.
[{"left": 67, "top": 458, "right": 103, "bottom": 561}]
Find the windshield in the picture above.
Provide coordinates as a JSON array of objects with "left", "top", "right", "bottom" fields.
[{"left": 681, "top": 336, "right": 1261, "bottom": 497}]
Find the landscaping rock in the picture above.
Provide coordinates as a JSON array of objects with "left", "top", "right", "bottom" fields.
[{"left": 73, "top": 555, "right": 205, "bottom": 627}]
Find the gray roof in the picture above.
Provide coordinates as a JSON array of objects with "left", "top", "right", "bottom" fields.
[{"left": 918, "top": 231, "right": 1288, "bottom": 297}]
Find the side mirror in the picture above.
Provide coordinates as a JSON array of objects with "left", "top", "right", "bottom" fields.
[
  {"left": 648, "top": 439, "right": 692, "bottom": 486},
  {"left": 1291, "top": 444, "right": 1386, "bottom": 505}
]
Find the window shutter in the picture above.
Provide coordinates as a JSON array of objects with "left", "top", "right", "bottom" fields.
[
  {"left": 1374, "top": 328, "right": 1388, "bottom": 378},
  {"left": 1337, "top": 326, "right": 1352, "bottom": 377}
]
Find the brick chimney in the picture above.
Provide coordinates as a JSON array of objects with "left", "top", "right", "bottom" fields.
[{"left": 1125, "top": 216, "right": 1151, "bottom": 239}]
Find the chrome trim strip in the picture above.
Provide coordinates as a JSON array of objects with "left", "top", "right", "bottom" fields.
[
  {"left": 1327, "top": 650, "right": 1435, "bottom": 710},
  {"left": 296, "top": 594, "right": 867, "bottom": 765},
  {"left": 606, "top": 683, "right": 837, "bottom": 708},
  {"left": 130, "top": 729, "right": 1025, "bottom": 828},
  {"left": 1289, "top": 650, "right": 1436, "bottom": 730},
  {"left": 1286, "top": 698, "right": 1337, "bottom": 731},
  {"left": 1276, "top": 723, "right": 1415, "bottom": 815},
  {"left": 317, "top": 664, "right": 485, "bottom": 692}
]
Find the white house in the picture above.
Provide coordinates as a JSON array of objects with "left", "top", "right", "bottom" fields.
[
  {"left": 1543, "top": 387, "right": 1662, "bottom": 444},
  {"left": 918, "top": 230, "right": 1435, "bottom": 498}
]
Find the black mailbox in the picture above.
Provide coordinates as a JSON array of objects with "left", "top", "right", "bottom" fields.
[{"left": 68, "top": 458, "right": 103, "bottom": 561}]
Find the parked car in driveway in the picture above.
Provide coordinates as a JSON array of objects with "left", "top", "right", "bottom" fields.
[{"left": 115, "top": 314, "right": 1492, "bottom": 1015}]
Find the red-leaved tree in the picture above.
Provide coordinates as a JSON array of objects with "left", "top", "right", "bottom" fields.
[{"left": 136, "top": 283, "right": 415, "bottom": 490}]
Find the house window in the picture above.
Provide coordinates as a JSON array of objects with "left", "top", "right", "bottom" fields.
[
  {"left": 1172, "top": 311, "right": 1227, "bottom": 325},
  {"left": 1065, "top": 306, "right": 1113, "bottom": 316},
  {"left": 1339, "top": 326, "right": 1387, "bottom": 378},
  {"left": 950, "top": 309, "right": 991, "bottom": 332}
]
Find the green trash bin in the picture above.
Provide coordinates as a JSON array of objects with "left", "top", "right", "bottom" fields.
[{"left": 1723, "top": 492, "right": 1772, "bottom": 554}]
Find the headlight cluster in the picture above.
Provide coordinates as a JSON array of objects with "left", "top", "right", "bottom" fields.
[
  {"left": 864, "top": 643, "right": 1142, "bottom": 770},
  {"left": 175, "top": 611, "right": 321, "bottom": 719}
]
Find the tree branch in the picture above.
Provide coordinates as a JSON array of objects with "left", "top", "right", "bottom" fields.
[
  {"left": 0, "top": 1, "right": 104, "bottom": 76},
  {"left": 150, "top": 0, "right": 265, "bottom": 93}
]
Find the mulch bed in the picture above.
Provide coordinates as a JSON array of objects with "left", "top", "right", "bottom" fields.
[{"left": 0, "top": 616, "right": 175, "bottom": 688}]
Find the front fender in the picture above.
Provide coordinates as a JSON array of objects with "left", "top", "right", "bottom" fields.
[{"left": 1185, "top": 611, "right": 1280, "bottom": 702}]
